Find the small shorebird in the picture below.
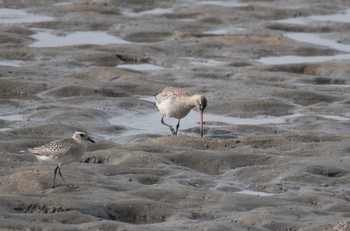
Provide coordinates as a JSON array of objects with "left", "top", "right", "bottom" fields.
[
  {"left": 155, "top": 87, "right": 207, "bottom": 137},
  {"left": 21, "top": 131, "right": 95, "bottom": 188}
]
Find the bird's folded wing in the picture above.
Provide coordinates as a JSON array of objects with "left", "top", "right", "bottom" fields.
[{"left": 24, "top": 138, "right": 78, "bottom": 159}]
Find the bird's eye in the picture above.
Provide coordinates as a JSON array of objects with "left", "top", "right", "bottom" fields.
[{"left": 80, "top": 133, "right": 85, "bottom": 137}]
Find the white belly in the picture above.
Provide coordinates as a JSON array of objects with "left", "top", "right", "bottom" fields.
[{"left": 156, "top": 98, "right": 193, "bottom": 119}]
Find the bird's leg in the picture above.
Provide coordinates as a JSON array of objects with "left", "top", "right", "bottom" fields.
[
  {"left": 52, "top": 165, "right": 59, "bottom": 188},
  {"left": 57, "top": 166, "right": 72, "bottom": 188},
  {"left": 175, "top": 119, "right": 181, "bottom": 135},
  {"left": 161, "top": 116, "right": 177, "bottom": 135}
]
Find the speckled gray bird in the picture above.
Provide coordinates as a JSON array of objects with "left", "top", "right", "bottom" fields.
[{"left": 21, "top": 131, "right": 95, "bottom": 188}]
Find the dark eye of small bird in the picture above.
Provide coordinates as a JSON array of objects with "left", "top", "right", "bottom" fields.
[{"left": 80, "top": 134, "right": 84, "bottom": 137}]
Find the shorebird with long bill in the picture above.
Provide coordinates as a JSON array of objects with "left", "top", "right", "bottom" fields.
[{"left": 155, "top": 87, "right": 207, "bottom": 137}]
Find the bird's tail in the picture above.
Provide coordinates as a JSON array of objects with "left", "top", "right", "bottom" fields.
[
  {"left": 20, "top": 148, "right": 29, "bottom": 153},
  {"left": 20, "top": 147, "right": 35, "bottom": 153}
]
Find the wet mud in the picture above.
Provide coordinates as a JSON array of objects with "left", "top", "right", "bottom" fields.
[{"left": 1, "top": 0, "right": 350, "bottom": 230}]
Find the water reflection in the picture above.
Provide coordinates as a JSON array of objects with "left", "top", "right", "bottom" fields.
[
  {"left": 260, "top": 9, "right": 350, "bottom": 65},
  {"left": 277, "top": 8, "right": 350, "bottom": 25},
  {"left": 0, "top": 8, "right": 54, "bottom": 24},
  {"left": 30, "top": 30, "right": 129, "bottom": 48}
]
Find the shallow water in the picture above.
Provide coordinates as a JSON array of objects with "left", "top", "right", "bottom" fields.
[
  {"left": 277, "top": 8, "right": 350, "bottom": 25},
  {"left": 116, "top": 58, "right": 227, "bottom": 71},
  {"left": 29, "top": 30, "right": 130, "bottom": 48},
  {"left": 180, "top": 57, "right": 228, "bottom": 67},
  {"left": 0, "top": 8, "right": 55, "bottom": 24},
  {"left": 1, "top": 95, "right": 349, "bottom": 143},
  {"left": 0, "top": 60, "right": 25, "bottom": 67},
  {"left": 258, "top": 53, "right": 350, "bottom": 65},
  {"left": 1, "top": 1, "right": 350, "bottom": 230},
  {"left": 318, "top": 114, "right": 350, "bottom": 121},
  {"left": 104, "top": 93, "right": 350, "bottom": 141},
  {"left": 203, "top": 27, "right": 246, "bottom": 35},
  {"left": 107, "top": 108, "right": 304, "bottom": 142},
  {"left": 310, "top": 8, "right": 350, "bottom": 23},
  {"left": 116, "top": 63, "right": 165, "bottom": 71},
  {"left": 260, "top": 8, "right": 350, "bottom": 65},
  {"left": 196, "top": 0, "right": 248, "bottom": 7},
  {"left": 236, "top": 190, "right": 275, "bottom": 197},
  {"left": 285, "top": 33, "right": 350, "bottom": 53},
  {"left": 122, "top": 8, "right": 173, "bottom": 17},
  {"left": 0, "top": 92, "right": 301, "bottom": 141},
  {"left": 0, "top": 114, "right": 24, "bottom": 122}
]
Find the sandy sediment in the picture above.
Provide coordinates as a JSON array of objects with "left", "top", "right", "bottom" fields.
[{"left": 1, "top": 0, "right": 350, "bottom": 230}]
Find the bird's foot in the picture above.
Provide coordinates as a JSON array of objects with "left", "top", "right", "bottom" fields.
[
  {"left": 51, "top": 184, "right": 79, "bottom": 189},
  {"left": 67, "top": 184, "right": 79, "bottom": 189},
  {"left": 169, "top": 126, "right": 177, "bottom": 135}
]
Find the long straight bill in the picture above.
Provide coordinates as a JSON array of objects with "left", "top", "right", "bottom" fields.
[{"left": 200, "top": 111, "right": 204, "bottom": 137}]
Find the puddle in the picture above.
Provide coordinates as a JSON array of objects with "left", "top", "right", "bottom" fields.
[
  {"left": 259, "top": 32, "right": 350, "bottom": 65},
  {"left": 0, "top": 114, "right": 29, "bottom": 132},
  {"left": 213, "top": 177, "right": 276, "bottom": 196},
  {"left": 310, "top": 8, "right": 350, "bottom": 23},
  {"left": 104, "top": 96, "right": 350, "bottom": 142},
  {"left": 0, "top": 114, "right": 24, "bottom": 121},
  {"left": 285, "top": 33, "right": 350, "bottom": 53},
  {"left": 263, "top": 9, "right": 350, "bottom": 65},
  {"left": 122, "top": 8, "right": 173, "bottom": 17},
  {"left": 106, "top": 95, "right": 304, "bottom": 142},
  {"left": 196, "top": 0, "right": 248, "bottom": 7},
  {"left": 277, "top": 8, "right": 350, "bottom": 25},
  {"left": 55, "top": 1, "right": 78, "bottom": 6},
  {"left": 318, "top": 114, "right": 350, "bottom": 121},
  {"left": 0, "top": 60, "right": 25, "bottom": 67},
  {"left": 0, "top": 8, "right": 55, "bottom": 24},
  {"left": 116, "top": 63, "right": 165, "bottom": 72},
  {"left": 203, "top": 27, "right": 245, "bottom": 35},
  {"left": 276, "top": 17, "right": 311, "bottom": 25},
  {"left": 236, "top": 190, "right": 275, "bottom": 197},
  {"left": 150, "top": 57, "right": 231, "bottom": 69},
  {"left": 204, "top": 113, "right": 303, "bottom": 126},
  {"left": 107, "top": 110, "right": 302, "bottom": 142},
  {"left": 140, "top": 95, "right": 303, "bottom": 126},
  {"left": 258, "top": 53, "right": 350, "bottom": 65},
  {"left": 29, "top": 30, "right": 130, "bottom": 48},
  {"left": 0, "top": 128, "right": 12, "bottom": 132},
  {"left": 180, "top": 57, "right": 227, "bottom": 67}
]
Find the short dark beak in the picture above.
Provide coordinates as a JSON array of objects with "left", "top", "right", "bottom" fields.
[{"left": 88, "top": 137, "right": 95, "bottom": 143}]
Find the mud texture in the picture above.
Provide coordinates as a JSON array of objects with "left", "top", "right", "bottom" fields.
[{"left": 1, "top": 0, "right": 350, "bottom": 230}]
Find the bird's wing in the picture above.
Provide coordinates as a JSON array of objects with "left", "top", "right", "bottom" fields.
[
  {"left": 156, "top": 87, "right": 189, "bottom": 104},
  {"left": 26, "top": 138, "right": 78, "bottom": 159}
]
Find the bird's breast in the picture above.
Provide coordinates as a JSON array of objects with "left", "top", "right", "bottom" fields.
[{"left": 157, "top": 98, "right": 193, "bottom": 119}]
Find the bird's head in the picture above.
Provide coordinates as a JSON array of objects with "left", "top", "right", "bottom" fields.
[
  {"left": 195, "top": 95, "right": 207, "bottom": 112},
  {"left": 73, "top": 131, "right": 95, "bottom": 143}
]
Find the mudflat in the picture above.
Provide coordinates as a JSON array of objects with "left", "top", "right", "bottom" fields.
[{"left": 1, "top": 0, "right": 350, "bottom": 230}]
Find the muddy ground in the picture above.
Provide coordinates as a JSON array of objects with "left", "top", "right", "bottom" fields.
[{"left": 1, "top": 0, "right": 350, "bottom": 230}]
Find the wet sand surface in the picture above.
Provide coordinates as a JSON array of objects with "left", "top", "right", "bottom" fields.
[{"left": 1, "top": 0, "right": 350, "bottom": 230}]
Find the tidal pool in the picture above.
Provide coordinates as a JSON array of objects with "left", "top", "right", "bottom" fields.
[
  {"left": 0, "top": 8, "right": 55, "bottom": 24},
  {"left": 29, "top": 30, "right": 130, "bottom": 48}
]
